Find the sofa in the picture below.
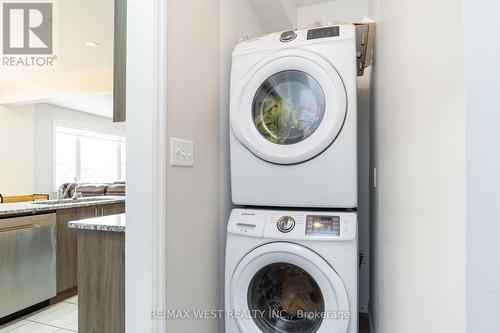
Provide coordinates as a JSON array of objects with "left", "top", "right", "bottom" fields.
[{"left": 60, "top": 182, "right": 126, "bottom": 198}]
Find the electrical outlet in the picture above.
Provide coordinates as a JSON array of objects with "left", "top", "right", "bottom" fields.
[{"left": 170, "top": 137, "right": 194, "bottom": 167}]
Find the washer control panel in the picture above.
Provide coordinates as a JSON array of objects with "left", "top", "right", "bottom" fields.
[
  {"left": 228, "top": 209, "right": 357, "bottom": 240},
  {"left": 264, "top": 210, "right": 356, "bottom": 241},
  {"left": 305, "top": 215, "right": 340, "bottom": 236}
]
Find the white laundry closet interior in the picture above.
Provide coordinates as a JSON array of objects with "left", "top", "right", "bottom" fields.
[
  {"left": 220, "top": 1, "right": 469, "bottom": 333},
  {"left": 219, "top": 0, "right": 372, "bottom": 319}
]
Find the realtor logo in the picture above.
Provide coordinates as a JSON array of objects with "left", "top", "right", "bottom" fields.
[
  {"left": 3, "top": 2, "right": 53, "bottom": 54},
  {"left": 1, "top": 1, "right": 56, "bottom": 67}
]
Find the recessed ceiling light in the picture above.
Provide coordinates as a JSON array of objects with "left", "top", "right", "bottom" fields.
[{"left": 85, "top": 41, "right": 99, "bottom": 48}]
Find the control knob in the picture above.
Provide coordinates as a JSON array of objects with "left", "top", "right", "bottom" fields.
[
  {"left": 280, "top": 30, "right": 297, "bottom": 43},
  {"left": 277, "top": 216, "right": 295, "bottom": 233}
]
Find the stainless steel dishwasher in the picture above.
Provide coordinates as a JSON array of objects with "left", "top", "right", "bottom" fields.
[{"left": 0, "top": 213, "right": 57, "bottom": 318}]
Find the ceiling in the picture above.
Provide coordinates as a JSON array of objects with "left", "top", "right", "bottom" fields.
[
  {"left": 47, "top": 93, "right": 113, "bottom": 118},
  {"left": 0, "top": 0, "right": 113, "bottom": 104}
]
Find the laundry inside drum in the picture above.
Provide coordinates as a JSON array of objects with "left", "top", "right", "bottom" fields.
[
  {"left": 252, "top": 70, "right": 326, "bottom": 145},
  {"left": 248, "top": 262, "right": 325, "bottom": 333}
]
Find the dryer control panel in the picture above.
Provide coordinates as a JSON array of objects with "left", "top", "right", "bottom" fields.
[
  {"left": 228, "top": 209, "right": 357, "bottom": 241},
  {"left": 307, "top": 26, "right": 340, "bottom": 40}
]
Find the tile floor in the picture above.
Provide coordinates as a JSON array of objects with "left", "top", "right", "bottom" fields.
[{"left": 0, "top": 296, "right": 78, "bottom": 333}]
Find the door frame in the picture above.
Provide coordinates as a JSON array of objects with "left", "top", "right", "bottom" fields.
[{"left": 126, "top": 0, "right": 167, "bottom": 332}]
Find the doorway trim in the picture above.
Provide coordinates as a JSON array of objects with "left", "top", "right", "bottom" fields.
[{"left": 126, "top": 0, "right": 167, "bottom": 332}]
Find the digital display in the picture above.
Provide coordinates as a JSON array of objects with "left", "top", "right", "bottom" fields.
[
  {"left": 306, "top": 215, "right": 340, "bottom": 236},
  {"left": 307, "top": 26, "right": 340, "bottom": 40}
]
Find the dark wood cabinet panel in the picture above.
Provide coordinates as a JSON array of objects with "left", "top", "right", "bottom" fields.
[
  {"left": 79, "top": 206, "right": 99, "bottom": 220},
  {"left": 113, "top": 0, "right": 127, "bottom": 122},
  {"left": 103, "top": 202, "right": 126, "bottom": 215},
  {"left": 78, "top": 230, "right": 125, "bottom": 333},
  {"left": 93, "top": 202, "right": 126, "bottom": 217},
  {"left": 56, "top": 202, "right": 125, "bottom": 294},
  {"left": 56, "top": 208, "right": 79, "bottom": 293}
]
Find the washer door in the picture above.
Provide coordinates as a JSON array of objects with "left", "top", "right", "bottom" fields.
[
  {"left": 230, "top": 243, "right": 350, "bottom": 333},
  {"left": 231, "top": 49, "right": 347, "bottom": 165}
]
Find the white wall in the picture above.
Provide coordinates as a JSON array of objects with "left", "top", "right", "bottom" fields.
[
  {"left": 219, "top": 2, "right": 267, "bottom": 329},
  {"left": 369, "top": 0, "right": 466, "bottom": 332},
  {"left": 0, "top": 105, "right": 34, "bottom": 196},
  {"left": 246, "top": 0, "right": 293, "bottom": 32},
  {"left": 297, "top": 0, "right": 368, "bottom": 28},
  {"left": 165, "top": 0, "right": 220, "bottom": 332},
  {"left": 32, "top": 103, "right": 126, "bottom": 194},
  {"left": 464, "top": 2, "right": 500, "bottom": 332}
]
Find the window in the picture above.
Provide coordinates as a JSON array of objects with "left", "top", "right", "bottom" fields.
[{"left": 54, "top": 124, "right": 126, "bottom": 189}]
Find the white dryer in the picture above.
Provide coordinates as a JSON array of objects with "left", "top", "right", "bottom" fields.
[
  {"left": 225, "top": 208, "right": 358, "bottom": 333},
  {"left": 230, "top": 25, "right": 358, "bottom": 208}
]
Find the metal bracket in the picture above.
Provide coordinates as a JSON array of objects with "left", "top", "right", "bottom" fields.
[{"left": 355, "top": 22, "right": 376, "bottom": 76}]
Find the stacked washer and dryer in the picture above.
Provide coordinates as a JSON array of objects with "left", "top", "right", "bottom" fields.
[{"left": 226, "top": 25, "right": 358, "bottom": 333}]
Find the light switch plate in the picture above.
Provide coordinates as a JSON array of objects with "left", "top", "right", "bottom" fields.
[{"left": 170, "top": 137, "right": 194, "bottom": 167}]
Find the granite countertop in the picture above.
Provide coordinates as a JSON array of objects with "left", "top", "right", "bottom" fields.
[
  {"left": 0, "top": 196, "right": 126, "bottom": 218},
  {"left": 68, "top": 213, "right": 126, "bottom": 232}
]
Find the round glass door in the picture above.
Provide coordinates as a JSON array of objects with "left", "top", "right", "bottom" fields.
[
  {"left": 248, "top": 263, "right": 324, "bottom": 333},
  {"left": 231, "top": 49, "right": 347, "bottom": 164},
  {"left": 252, "top": 71, "right": 325, "bottom": 145},
  {"left": 230, "top": 243, "right": 350, "bottom": 333}
]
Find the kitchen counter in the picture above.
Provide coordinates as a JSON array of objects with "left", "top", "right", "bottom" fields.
[
  {"left": 0, "top": 196, "right": 125, "bottom": 218},
  {"left": 68, "top": 213, "right": 126, "bottom": 232}
]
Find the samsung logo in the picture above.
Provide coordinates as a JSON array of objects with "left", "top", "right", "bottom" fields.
[{"left": 241, "top": 212, "right": 255, "bottom": 216}]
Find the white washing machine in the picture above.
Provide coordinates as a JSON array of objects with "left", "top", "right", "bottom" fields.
[
  {"left": 230, "top": 25, "right": 358, "bottom": 208},
  {"left": 225, "top": 208, "right": 358, "bottom": 333}
]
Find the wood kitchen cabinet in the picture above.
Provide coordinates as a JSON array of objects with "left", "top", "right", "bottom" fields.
[
  {"left": 113, "top": 0, "right": 127, "bottom": 122},
  {"left": 56, "top": 202, "right": 125, "bottom": 294},
  {"left": 78, "top": 229, "right": 125, "bottom": 333},
  {"left": 56, "top": 207, "right": 94, "bottom": 293},
  {"left": 98, "top": 202, "right": 126, "bottom": 216}
]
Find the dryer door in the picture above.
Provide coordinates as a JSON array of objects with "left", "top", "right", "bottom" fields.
[
  {"left": 230, "top": 243, "right": 350, "bottom": 333},
  {"left": 231, "top": 49, "right": 347, "bottom": 165}
]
